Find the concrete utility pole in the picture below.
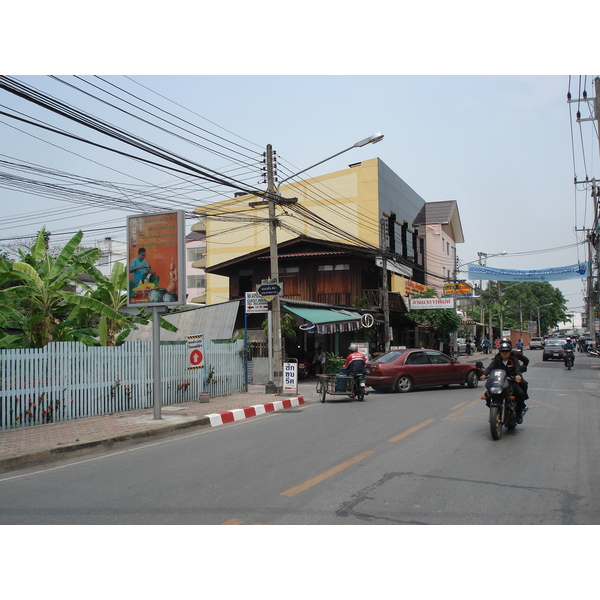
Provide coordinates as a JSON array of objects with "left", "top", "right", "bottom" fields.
[
  {"left": 266, "top": 144, "right": 283, "bottom": 392},
  {"left": 570, "top": 76, "right": 600, "bottom": 343},
  {"left": 380, "top": 218, "right": 391, "bottom": 352}
]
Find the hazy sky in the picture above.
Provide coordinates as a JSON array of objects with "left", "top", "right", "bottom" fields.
[{"left": 2, "top": 5, "right": 598, "bottom": 318}]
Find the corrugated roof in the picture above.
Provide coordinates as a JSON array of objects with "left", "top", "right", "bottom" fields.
[{"left": 125, "top": 300, "right": 240, "bottom": 342}]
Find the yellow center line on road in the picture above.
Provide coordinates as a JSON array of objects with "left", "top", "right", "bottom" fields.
[
  {"left": 444, "top": 399, "right": 481, "bottom": 420},
  {"left": 280, "top": 450, "right": 375, "bottom": 497},
  {"left": 387, "top": 418, "right": 435, "bottom": 442}
]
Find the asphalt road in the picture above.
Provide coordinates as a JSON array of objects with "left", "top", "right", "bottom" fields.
[{"left": 1, "top": 353, "right": 599, "bottom": 527}]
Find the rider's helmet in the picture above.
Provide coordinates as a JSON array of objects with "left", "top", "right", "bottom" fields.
[
  {"left": 499, "top": 342, "right": 512, "bottom": 353},
  {"left": 566, "top": 337, "right": 571, "bottom": 342},
  {"left": 501, "top": 337, "right": 512, "bottom": 346},
  {"left": 348, "top": 343, "right": 358, "bottom": 352}
]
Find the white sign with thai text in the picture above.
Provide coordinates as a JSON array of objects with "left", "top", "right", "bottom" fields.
[{"left": 409, "top": 298, "right": 454, "bottom": 310}]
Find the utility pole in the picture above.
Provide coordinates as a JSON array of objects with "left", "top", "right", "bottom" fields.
[
  {"left": 570, "top": 76, "right": 600, "bottom": 344},
  {"left": 266, "top": 144, "right": 282, "bottom": 392},
  {"left": 380, "top": 218, "right": 391, "bottom": 352}
]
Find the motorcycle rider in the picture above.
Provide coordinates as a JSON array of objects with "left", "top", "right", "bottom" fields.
[
  {"left": 344, "top": 343, "right": 367, "bottom": 397},
  {"left": 344, "top": 343, "right": 367, "bottom": 377},
  {"left": 480, "top": 341, "right": 527, "bottom": 423},
  {"left": 563, "top": 337, "right": 576, "bottom": 366}
]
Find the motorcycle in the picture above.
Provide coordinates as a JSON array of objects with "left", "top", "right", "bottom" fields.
[
  {"left": 482, "top": 369, "right": 526, "bottom": 440},
  {"left": 564, "top": 348, "right": 574, "bottom": 370},
  {"left": 349, "top": 374, "right": 367, "bottom": 402}
]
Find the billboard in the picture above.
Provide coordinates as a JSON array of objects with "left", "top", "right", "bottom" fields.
[{"left": 126, "top": 211, "right": 185, "bottom": 308}]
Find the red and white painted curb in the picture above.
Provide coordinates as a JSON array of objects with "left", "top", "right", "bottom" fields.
[{"left": 207, "top": 396, "right": 305, "bottom": 427}]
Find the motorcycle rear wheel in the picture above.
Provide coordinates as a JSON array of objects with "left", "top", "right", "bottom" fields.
[
  {"left": 356, "top": 383, "right": 365, "bottom": 402},
  {"left": 489, "top": 406, "right": 502, "bottom": 440}
]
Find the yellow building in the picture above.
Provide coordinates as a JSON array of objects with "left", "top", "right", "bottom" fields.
[{"left": 192, "top": 158, "right": 428, "bottom": 305}]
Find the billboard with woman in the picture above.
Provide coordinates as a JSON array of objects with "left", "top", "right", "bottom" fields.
[{"left": 126, "top": 211, "right": 185, "bottom": 308}]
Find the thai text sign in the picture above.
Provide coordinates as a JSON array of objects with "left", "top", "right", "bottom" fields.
[
  {"left": 245, "top": 292, "right": 269, "bottom": 314},
  {"left": 409, "top": 298, "right": 455, "bottom": 310},
  {"left": 187, "top": 334, "right": 205, "bottom": 370},
  {"left": 443, "top": 282, "right": 473, "bottom": 296}
]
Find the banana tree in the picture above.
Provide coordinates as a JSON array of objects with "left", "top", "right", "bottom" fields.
[
  {"left": 84, "top": 261, "right": 177, "bottom": 346},
  {"left": 0, "top": 228, "right": 128, "bottom": 347}
]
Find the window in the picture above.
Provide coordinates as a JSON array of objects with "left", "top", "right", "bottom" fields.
[
  {"left": 426, "top": 351, "right": 452, "bottom": 365},
  {"left": 318, "top": 264, "right": 349, "bottom": 271},
  {"left": 187, "top": 275, "right": 205, "bottom": 289},
  {"left": 187, "top": 247, "right": 204, "bottom": 262},
  {"left": 406, "top": 351, "right": 428, "bottom": 365}
]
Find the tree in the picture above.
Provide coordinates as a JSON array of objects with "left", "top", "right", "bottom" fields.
[
  {"left": 0, "top": 228, "right": 128, "bottom": 348},
  {"left": 82, "top": 261, "right": 177, "bottom": 346},
  {"left": 482, "top": 281, "right": 568, "bottom": 336}
]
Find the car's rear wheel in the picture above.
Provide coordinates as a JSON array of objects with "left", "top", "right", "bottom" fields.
[{"left": 394, "top": 375, "right": 413, "bottom": 393}]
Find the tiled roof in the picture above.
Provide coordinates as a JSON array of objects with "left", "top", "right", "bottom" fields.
[{"left": 412, "top": 200, "right": 457, "bottom": 226}]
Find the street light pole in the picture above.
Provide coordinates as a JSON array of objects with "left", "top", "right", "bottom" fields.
[{"left": 263, "top": 133, "right": 384, "bottom": 393}]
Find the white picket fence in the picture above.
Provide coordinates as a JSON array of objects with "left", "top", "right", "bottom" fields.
[{"left": 0, "top": 340, "right": 246, "bottom": 430}]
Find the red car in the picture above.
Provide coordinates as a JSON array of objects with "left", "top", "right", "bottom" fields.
[{"left": 366, "top": 349, "right": 483, "bottom": 393}]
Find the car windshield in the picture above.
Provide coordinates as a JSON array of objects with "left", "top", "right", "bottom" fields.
[
  {"left": 546, "top": 339, "right": 564, "bottom": 346},
  {"left": 372, "top": 351, "right": 406, "bottom": 363}
]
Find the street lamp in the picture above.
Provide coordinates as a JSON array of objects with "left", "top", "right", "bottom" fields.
[{"left": 265, "top": 133, "right": 385, "bottom": 393}]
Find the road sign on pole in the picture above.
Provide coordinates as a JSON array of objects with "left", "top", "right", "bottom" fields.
[
  {"left": 245, "top": 291, "right": 269, "bottom": 314},
  {"left": 187, "top": 334, "right": 204, "bottom": 369},
  {"left": 256, "top": 281, "right": 283, "bottom": 302}
]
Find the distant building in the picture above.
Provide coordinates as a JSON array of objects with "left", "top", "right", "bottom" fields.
[
  {"left": 95, "top": 237, "right": 127, "bottom": 277},
  {"left": 412, "top": 200, "right": 464, "bottom": 295},
  {"left": 185, "top": 230, "right": 206, "bottom": 304}
]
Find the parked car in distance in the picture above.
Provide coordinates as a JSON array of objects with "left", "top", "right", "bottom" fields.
[
  {"left": 542, "top": 338, "right": 567, "bottom": 361},
  {"left": 365, "top": 349, "right": 483, "bottom": 393},
  {"left": 529, "top": 337, "right": 544, "bottom": 349}
]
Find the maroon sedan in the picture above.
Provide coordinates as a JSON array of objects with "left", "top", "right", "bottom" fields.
[{"left": 366, "top": 349, "right": 483, "bottom": 393}]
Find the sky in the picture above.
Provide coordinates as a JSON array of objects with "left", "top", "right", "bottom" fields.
[
  {"left": 1, "top": 7, "right": 599, "bottom": 323},
  {"left": 1, "top": 73, "right": 597, "bottom": 316}
]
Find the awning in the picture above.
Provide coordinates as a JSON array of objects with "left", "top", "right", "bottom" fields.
[{"left": 283, "top": 305, "right": 362, "bottom": 334}]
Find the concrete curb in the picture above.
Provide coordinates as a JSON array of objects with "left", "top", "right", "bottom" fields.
[{"left": 207, "top": 396, "right": 305, "bottom": 426}]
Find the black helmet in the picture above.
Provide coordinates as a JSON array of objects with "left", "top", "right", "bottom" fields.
[
  {"left": 499, "top": 342, "right": 512, "bottom": 352},
  {"left": 501, "top": 337, "right": 512, "bottom": 346}
]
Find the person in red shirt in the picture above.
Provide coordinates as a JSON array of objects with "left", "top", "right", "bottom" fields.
[{"left": 344, "top": 344, "right": 367, "bottom": 376}]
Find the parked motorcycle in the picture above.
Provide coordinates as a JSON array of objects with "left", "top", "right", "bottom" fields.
[
  {"left": 564, "top": 348, "right": 575, "bottom": 369},
  {"left": 482, "top": 369, "right": 526, "bottom": 440},
  {"left": 587, "top": 348, "right": 600, "bottom": 358}
]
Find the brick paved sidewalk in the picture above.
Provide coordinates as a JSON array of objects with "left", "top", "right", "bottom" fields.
[{"left": 0, "top": 382, "right": 320, "bottom": 473}]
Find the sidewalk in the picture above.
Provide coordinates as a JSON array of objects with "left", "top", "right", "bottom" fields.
[{"left": 0, "top": 380, "right": 321, "bottom": 474}]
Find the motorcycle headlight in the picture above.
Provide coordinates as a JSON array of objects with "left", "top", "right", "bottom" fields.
[{"left": 490, "top": 386, "right": 502, "bottom": 394}]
